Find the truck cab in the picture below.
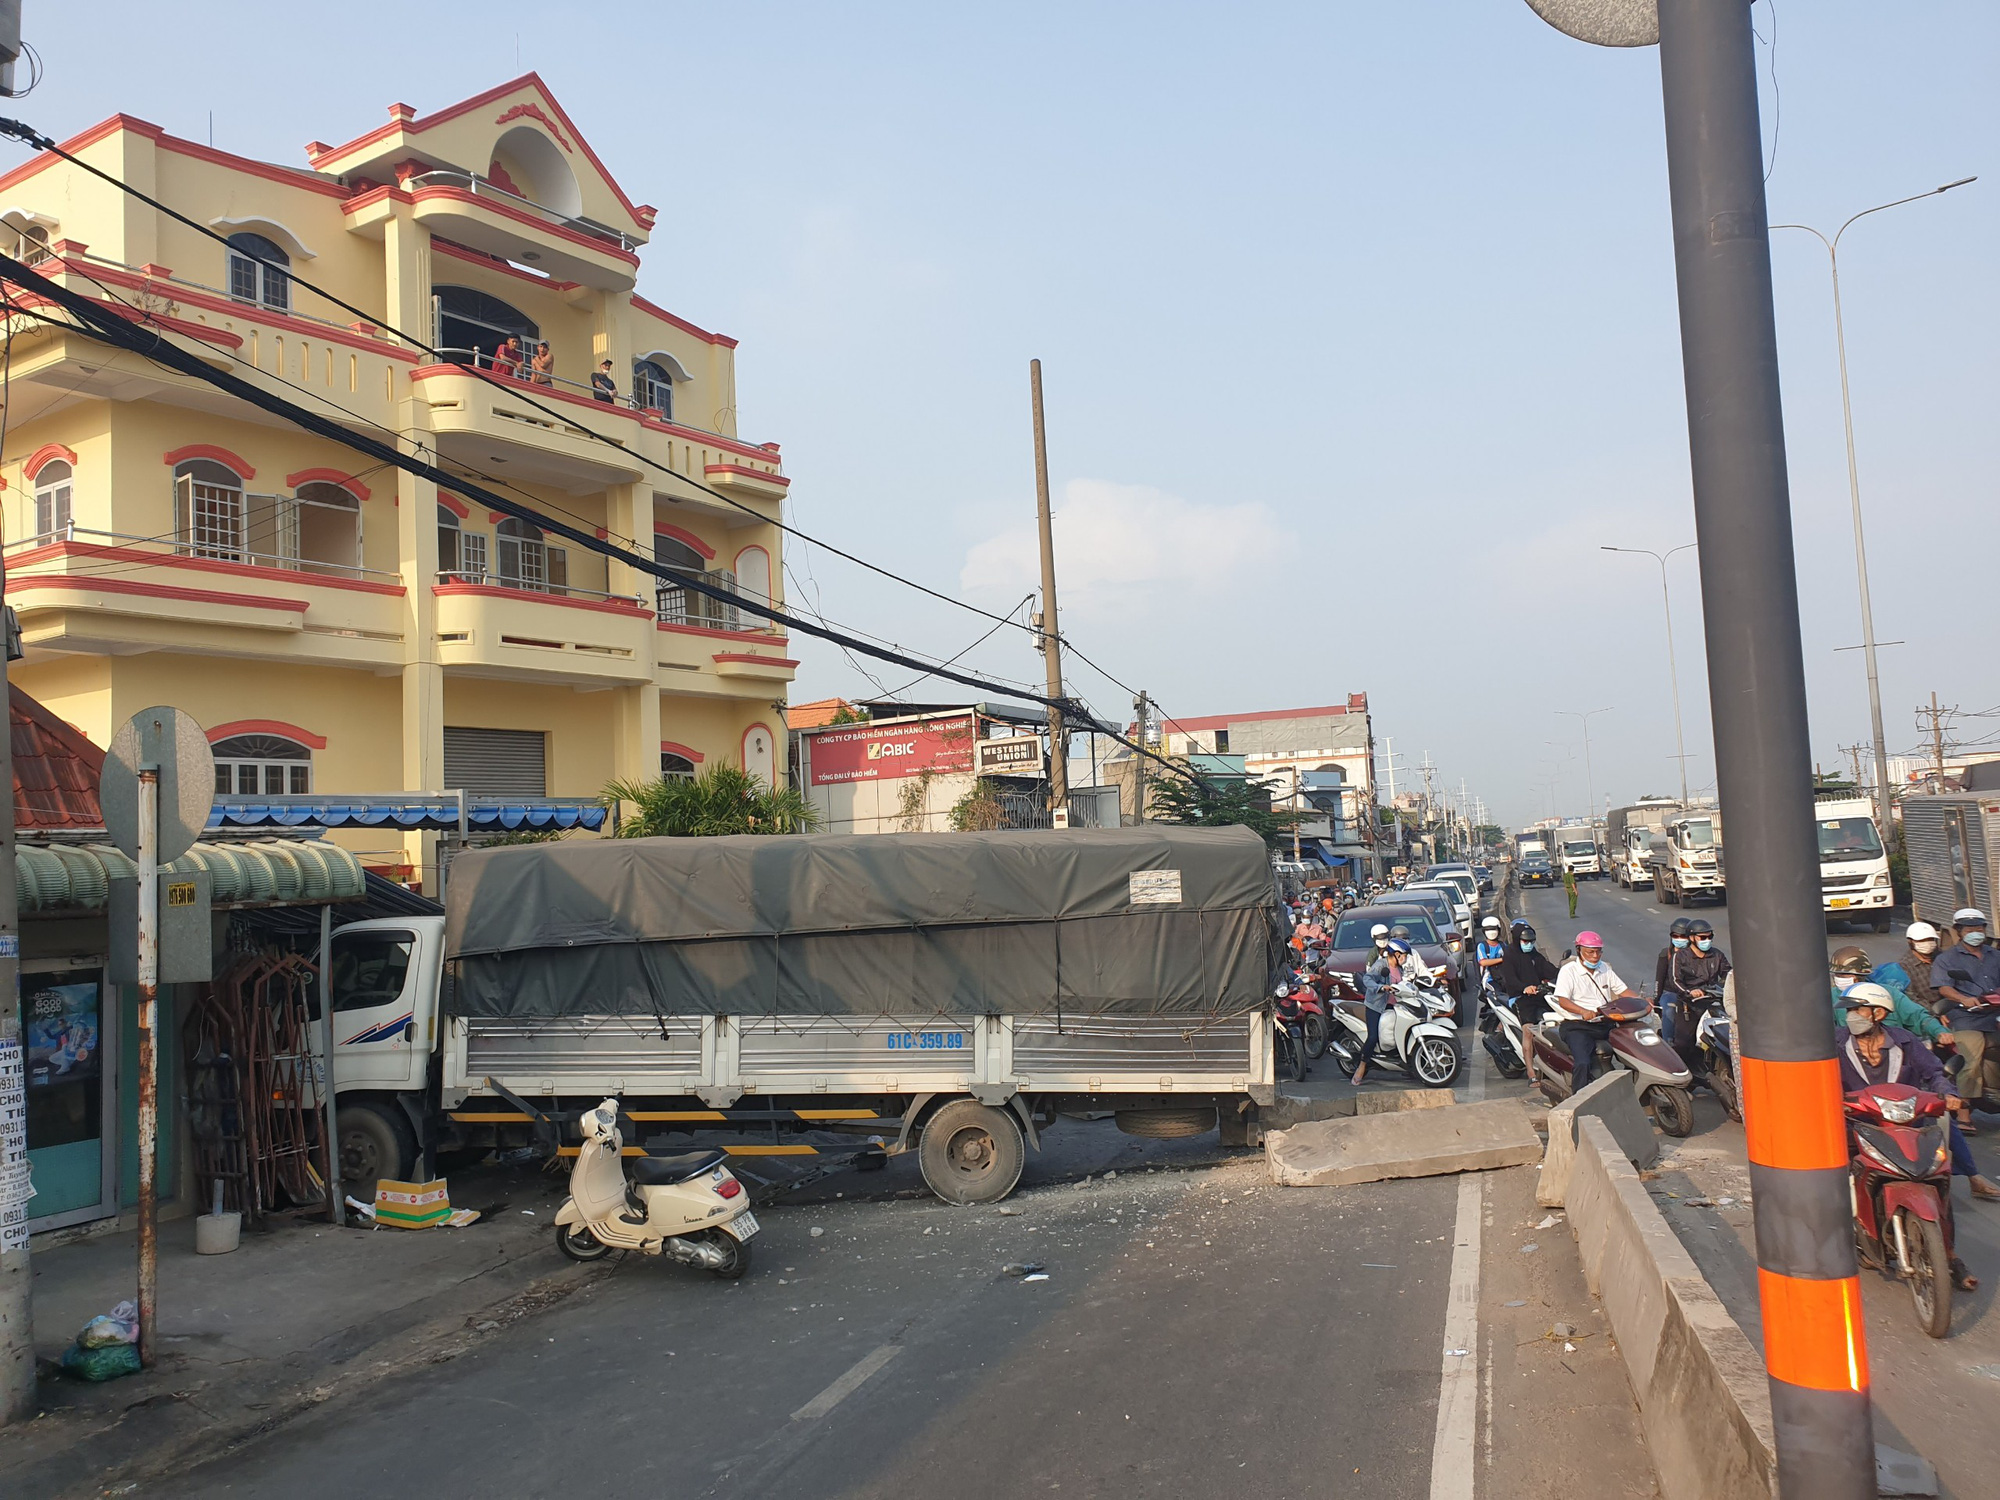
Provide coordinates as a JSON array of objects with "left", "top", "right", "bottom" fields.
[
  {"left": 322, "top": 916, "right": 450, "bottom": 1197},
  {"left": 1557, "top": 832, "right": 1602, "bottom": 880},
  {"left": 1652, "top": 813, "right": 1724, "bottom": 906},
  {"left": 1814, "top": 795, "right": 1893, "bottom": 932}
]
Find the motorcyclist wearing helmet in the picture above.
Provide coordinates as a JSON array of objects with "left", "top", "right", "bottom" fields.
[
  {"left": 1886, "top": 921, "right": 1948, "bottom": 1020},
  {"left": 1828, "top": 945, "right": 1941, "bottom": 1042},
  {"left": 1357, "top": 935, "right": 1423, "bottom": 1084},
  {"left": 1935, "top": 909, "right": 2000, "bottom": 1108},
  {"left": 1663, "top": 918, "right": 1731, "bottom": 1067},
  {"left": 1476, "top": 916, "right": 1507, "bottom": 995},
  {"left": 1496, "top": 922, "right": 1560, "bottom": 1022},
  {"left": 1653, "top": 918, "right": 1695, "bottom": 1040},
  {"left": 1552, "top": 930, "right": 1642, "bottom": 1088},
  {"left": 1838, "top": 987, "right": 1999, "bottom": 1248}
]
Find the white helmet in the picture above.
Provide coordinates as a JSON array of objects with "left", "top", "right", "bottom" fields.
[
  {"left": 1953, "top": 908, "right": 1988, "bottom": 926},
  {"left": 1370, "top": 923, "right": 1389, "bottom": 938},
  {"left": 1481, "top": 916, "right": 1501, "bottom": 932},
  {"left": 1906, "top": 921, "right": 1940, "bottom": 943}
]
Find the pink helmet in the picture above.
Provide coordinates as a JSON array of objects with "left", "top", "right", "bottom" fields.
[{"left": 1575, "top": 930, "right": 1605, "bottom": 949}]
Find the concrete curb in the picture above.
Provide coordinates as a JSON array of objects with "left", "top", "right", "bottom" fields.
[
  {"left": 1256, "top": 1085, "right": 1458, "bottom": 1135},
  {"left": 1567, "top": 1115, "right": 1775, "bottom": 1500},
  {"left": 1537, "top": 1070, "right": 1658, "bottom": 1207}
]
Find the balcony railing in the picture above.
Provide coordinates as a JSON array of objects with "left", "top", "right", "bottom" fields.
[
  {"left": 656, "top": 570, "right": 764, "bottom": 633},
  {"left": 45, "top": 248, "right": 411, "bottom": 347},
  {"left": 430, "top": 343, "right": 677, "bottom": 422},
  {"left": 436, "top": 569, "right": 645, "bottom": 609},
  {"left": 6, "top": 522, "right": 400, "bottom": 585},
  {"left": 406, "top": 170, "right": 642, "bottom": 254}
]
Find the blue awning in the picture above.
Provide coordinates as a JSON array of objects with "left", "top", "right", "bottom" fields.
[
  {"left": 1313, "top": 841, "right": 1351, "bottom": 866},
  {"left": 210, "top": 796, "right": 606, "bottom": 833}
]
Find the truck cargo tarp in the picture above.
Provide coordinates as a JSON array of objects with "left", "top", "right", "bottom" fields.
[{"left": 444, "top": 826, "right": 1281, "bottom": 1020}]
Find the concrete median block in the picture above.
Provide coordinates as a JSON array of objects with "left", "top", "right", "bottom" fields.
[
  {"left": 1265, "top": 1097, "right": 1544, "bottom": 1187},
  {"left": 1255, "top": 1086, "right": 1456, "bottom": 1135},
  {"left": 1537, "top": 1070, "right": 1658, "bottom": 1207}
]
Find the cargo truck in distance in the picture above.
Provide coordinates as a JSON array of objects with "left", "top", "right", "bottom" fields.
[
  {"left": 1555, "top": 826, "right": 1604, "bottom": 880},
  {"left": 1813, "top": 792, "right": 1893, "bottom": 932},
  {"left": 1606, "top": 798, "right": 1681, "bottom": 890},
  {"left": 1650, "top": 810, "right": 1724, "bottom": 906},
  {"left": 322, "top": 827, "right": 1285, "bottom": 1208}
]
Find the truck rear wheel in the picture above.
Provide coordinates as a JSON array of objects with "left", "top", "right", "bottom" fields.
[
  {"left": 338, "top": 1101, "right": 415, "bottom": 1200},
  {"left": 918, "top": 1100, "right": 1025, "bottom": 1205}
]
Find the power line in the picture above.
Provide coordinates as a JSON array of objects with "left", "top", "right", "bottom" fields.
[{"left": 0, "top": 114, "right": 1041, "bottom": 639}]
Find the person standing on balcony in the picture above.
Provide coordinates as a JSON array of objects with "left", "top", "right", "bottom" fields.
[
  {"left": 530, "top": 341, "right": 555, "bottom": 386},
  {"left": 592, "top": 359, "right": 617, "bottom": 403},
  {"left": 492, "top": 335, "right": 524, "bottom": 378}
]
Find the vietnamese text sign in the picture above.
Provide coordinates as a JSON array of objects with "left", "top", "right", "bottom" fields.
[{"left": 809, "top": 717, "right": 975, "bottom": 787}]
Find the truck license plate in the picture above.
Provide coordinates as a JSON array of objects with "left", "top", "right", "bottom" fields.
[
  {"left": 1829, "top": 898, "right": 1850, "bottom": 909},
  {"left": 725, "top": 1211, "right": 760, "bottom": 1240}
]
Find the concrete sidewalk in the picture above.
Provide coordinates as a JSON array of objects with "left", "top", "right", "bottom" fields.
[{"left": 4, "top": 1160, "right": 591, "bottom": 1500}]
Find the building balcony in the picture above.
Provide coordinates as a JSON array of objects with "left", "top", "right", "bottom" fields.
[
  {"left": 410, "top": 363, "right": 649, "bottom": 490},
  {"left": 4, "top": 528, "right": 407, "bottom": 668},
  {"left": 433, "top": 576, "right": 656, "bottom": 686},
  {"left": 653, "top": 599, "right": 794, "bottom": 699},
  {"left": 343, "top": 173, "right": 640, "bottom": 291}
]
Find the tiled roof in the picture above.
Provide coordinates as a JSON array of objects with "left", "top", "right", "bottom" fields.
[
  {"left": 11, "top": 685, "right": 106, "bottom": 831},
  {"left": 786, "top": 697, "right": 860, "bottom": 730}
]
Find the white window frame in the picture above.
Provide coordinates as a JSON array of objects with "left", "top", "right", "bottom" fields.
[{"left": 33, "top": 460, "right": 73, "bottom": 542}]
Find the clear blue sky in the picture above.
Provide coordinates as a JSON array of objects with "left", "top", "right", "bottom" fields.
[{"left": 9, "top": 2, "right": 1993, "bottom": 827}]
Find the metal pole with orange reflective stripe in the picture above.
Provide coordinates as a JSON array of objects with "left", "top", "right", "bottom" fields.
[{"left": 1656, "top": 1, "right": 1875, "bottom": 1494}]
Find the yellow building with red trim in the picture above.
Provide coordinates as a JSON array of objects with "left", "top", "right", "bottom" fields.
[{"left": 0, "top": 75, "right": 794, "bottom": 887}]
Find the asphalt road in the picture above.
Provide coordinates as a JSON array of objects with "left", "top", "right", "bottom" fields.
[
  {"left": 138, "top": 1093, "right": 1658, "bottom": 1499},
  {"left": 1515, "top": 877, "right": 2000, "bottom": 1499}
]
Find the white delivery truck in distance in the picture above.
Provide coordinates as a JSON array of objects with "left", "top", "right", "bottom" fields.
[
  {"left": 1606, "top": 799, "right": 1680, "bottom": 889},
  {"left": 1815, "top": 792, "right": 1893, "bottom": 931},
  {"left": 1652, "top": 810, "right": 1724, "bottom": 906},
  {"left": 1555, "top": 825, "right": 1604, "bottom": 879}
]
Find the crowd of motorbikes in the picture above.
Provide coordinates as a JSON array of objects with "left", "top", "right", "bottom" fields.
[{"left": 1275, "top": 877, "right": 1991, "bottom": 1339}]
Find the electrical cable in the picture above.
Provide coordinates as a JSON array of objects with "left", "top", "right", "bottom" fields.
[{"left": 0, "top": 114, "right": 1042, "bottom": 638}]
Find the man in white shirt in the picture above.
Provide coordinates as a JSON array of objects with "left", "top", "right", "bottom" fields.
[{"left": 1552, "top": 929, "right": 1642, "bottom": 1088}]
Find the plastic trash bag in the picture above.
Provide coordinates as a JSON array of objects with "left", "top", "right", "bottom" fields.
[
  {"left": 77, "top": 1300, "right": 139, "bottom": 1348},
  {"left": 61, "top": 1340, "right": 142, "bottom": 1381}
]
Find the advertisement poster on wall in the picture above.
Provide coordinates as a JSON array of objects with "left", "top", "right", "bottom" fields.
[{"left": 808, "top": 716, "right": 976, "bottom": 786}]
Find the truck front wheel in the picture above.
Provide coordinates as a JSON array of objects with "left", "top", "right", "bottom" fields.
[
  {"left": 338, "top": 1101, "right": 415, "bottom": 1201},
  {"left": 918, "top": 1100, "right": 1025, "bottom": 1205}
]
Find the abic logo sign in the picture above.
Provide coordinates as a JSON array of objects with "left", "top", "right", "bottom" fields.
[{"left": 809, "top": 716, "right": 977, "bottom": 786}]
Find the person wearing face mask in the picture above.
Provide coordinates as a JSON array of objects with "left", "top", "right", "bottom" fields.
[
  {"left": 1653, "top": 919, "right": 1694, "bottom": 1042},
  {"left": 1883, "top": 922, "right": 1948, "bottom": 1021},
  {"left": 1837, "top": 986, "right": 1999, "bottom": 1239},
  {"left": 1663, "top": 919, "right": 1730, "bottom": 1065},
  {"left": 1935, "top": 909, "right": 2000, "bottom": 1110},
  {"left": 1551, "top": 931, "right": 1641, "bottom": 1088},
  {"left": 1828, "top": 946, "right": 1942, "bottom": 1042},
  {"left": 1476, "top": 917, "right": 1508, "bottom": 996},
  {"left": 1496, "top": 921, "right": 1559, "bottom": 1022}
]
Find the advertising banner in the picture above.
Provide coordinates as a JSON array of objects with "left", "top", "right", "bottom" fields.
[
  {"left": 808, "top": 716, "right": 976, "bottom": 787},
  {"left": 975, "top": 734, "right": 1043, "bottom": 776}
]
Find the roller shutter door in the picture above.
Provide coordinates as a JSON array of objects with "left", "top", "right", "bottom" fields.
[{"left": 443, "top": 727, "right": 547, "bottom": 797}]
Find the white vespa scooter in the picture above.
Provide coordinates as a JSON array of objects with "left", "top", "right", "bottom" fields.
[{"left": 553, "top": 1098, "right": 759, "bottom": 1276}]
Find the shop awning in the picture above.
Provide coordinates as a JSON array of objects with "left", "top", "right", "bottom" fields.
[
  {"left": 208, "top": 795, "right": 607, "bottom": 833},
  {"left": 16, "top": 839, "right": 367, "bottom": 915},
  {"left": 1312, "top": 842, "right": 1351, "bottom": 866}
]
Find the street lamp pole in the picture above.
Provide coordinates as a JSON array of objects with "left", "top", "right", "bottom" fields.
[
  {"left": 1773, "top": 177, "right": 1976, "bottom": 841},
  {"left": 1557, "top": 708, "right": 1612, "bottom": 828},
  {"left": 1603, "top": 544, "right": 1696, "bottom": 804}
]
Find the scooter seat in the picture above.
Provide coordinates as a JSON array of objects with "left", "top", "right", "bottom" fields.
[{"left": 628, "top": 1148, "right": 728, "bottom": 1185}]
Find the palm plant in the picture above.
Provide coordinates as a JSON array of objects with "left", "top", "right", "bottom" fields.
[{"left": 603, "top": 763, "right": 818, "bottom": 838}]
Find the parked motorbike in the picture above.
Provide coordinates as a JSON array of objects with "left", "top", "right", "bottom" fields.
[
  {"left": 553, "top": 1097, "right": 758, "bottom": 1275},
  {"left": 1689, "top": 993, "right": 1740, "bottom": 1122},
  {"left": 1291, "top": 959, "right": 1335, "bottom": 1061},
  {"left": 1272, "top": 983, "right": 1310, "bottom": 1082},
  {"left": 1847, "top": 1082, "right": 1957, "bottom": 1338},
  {"left": 1478, "top": 980, "right": 1529, "bottom": 1079},
  {"left": 1325, "top": 972, "right": 1461, "bottom": 1087},
  {"left": 1523, "top": 998, "right": 1696, "bottom": 1136}
]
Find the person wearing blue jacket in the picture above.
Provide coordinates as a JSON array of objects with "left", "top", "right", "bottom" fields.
[{"left": 1831, "top": 946, "right": 1943, "bottom": 1041}]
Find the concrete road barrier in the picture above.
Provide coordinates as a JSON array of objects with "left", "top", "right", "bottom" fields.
[
  {"left": 1566, "top": 1115, "right": 1775, "bottom": 1500},
  {"left": 1256, "top": 1085, "right": 1459, "bottom": 1134},
  {"left": 1537, "top": 1070, "right": 1659, "bottom": 1207},
  {"left": 1265, "top": 1097, "right": 1544, "bottom": 1187}
]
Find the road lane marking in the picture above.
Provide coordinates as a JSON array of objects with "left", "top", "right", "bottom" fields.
[
  {"left": 791, "top": 1344, "right": 901, "bottom": 1421},
  {"left": 1429, "top": 1171, "right": 1483, "bottom": 1500}
]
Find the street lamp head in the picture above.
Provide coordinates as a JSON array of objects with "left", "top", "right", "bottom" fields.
[{"left": 1939, "top": 177, "right": 1977, "bottom": 193}]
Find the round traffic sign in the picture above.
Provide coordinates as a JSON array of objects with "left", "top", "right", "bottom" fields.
[{"left": 100, "top": 707, "right": 215, "bottom": 863}]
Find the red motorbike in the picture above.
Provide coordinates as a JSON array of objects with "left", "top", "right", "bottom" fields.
[
  {"left": 1847, "top": 1083, "right": 1957, "bottom": 1337},
  {"left": 1290, "top": 962, "right": 1334, "bottom": 1061}
]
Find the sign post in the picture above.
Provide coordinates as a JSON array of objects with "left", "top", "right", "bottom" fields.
[{"left": 99, "top": 708, "right": 211, "bottom": 1370}]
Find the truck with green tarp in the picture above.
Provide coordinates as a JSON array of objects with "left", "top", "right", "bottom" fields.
[{"left": 320, "top": 826, "right": 1287, "bottom": 1204}]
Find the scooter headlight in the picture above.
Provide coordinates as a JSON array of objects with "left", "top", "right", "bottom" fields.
[{"left": 1876, "top": 1095, "right": 1917, "bottom": 1124}]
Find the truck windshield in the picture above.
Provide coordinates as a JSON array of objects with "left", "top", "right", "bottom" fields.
[
  {"left": 1680, "top": 820, "right": 1715, "bottom": 847},
  {"left": 1817, "top": 816, "right": 1883, "bottom": 861},
  {"left": 1563, "top": 842, "right": 1594, "bottom": 856}
]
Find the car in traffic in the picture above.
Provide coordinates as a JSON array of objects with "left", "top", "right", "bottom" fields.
[
  {"left": 1318, "top": 904, "right": 1460, "bottom": 1001},
  {"left": 1518, "top": 853, "right": 1556, "bottom": 888},
  {"left": 1425, "top": 868, "right": 1482, "bottom": 922},
  {"left": 1472, "top": 864, "right": 1494, "bottom": 893},
  {"left": 1406, "top": 879, "right": 1473, "bottom": 935}
]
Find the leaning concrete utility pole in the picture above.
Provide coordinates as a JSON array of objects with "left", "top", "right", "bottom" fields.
[
  {"left": 1029, "top": 360, "right": 1068, "bottom": 815},
  {"left": 1, "top": 539, "right": 34, "bottom": 1425},
  {"left": 1132, "top": 691, "right": 1150, "bottom": 824},
  {"left": 1528, "top": 2, "right": 1875, "bottom": 1493}
]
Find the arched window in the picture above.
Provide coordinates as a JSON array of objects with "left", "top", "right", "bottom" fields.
[
  {"left": 174, "top": 458, "right": 246, "bottom": 560},
  {"left": 433, "top": 285, "right": 539, "bottom": 368},
  {"left": 33, "top": 459, "right": 72, "bottom": 541},
  {"left": 226, "top": 232, "right": 290, "bottom": 311},
  {"left": 660, "top": 751, "right": 696, "bottom": 780},
  {"left": 495, "top": 516, "right": 566, "bottom": 593},
  {"left": 437, "top": 504, "right": 488, "bottom": 581},
  {"left": 295, "top": 481, "right": 360, "bottom": 573},
  {"left": 652, "top": 534, "right": 734, "bottom": 629},
  {"left": 213, "top": 733, "right": 313, "bottom": 796},
  {"left": 633, "top": 359, "right": 676, "bottom": 419}
]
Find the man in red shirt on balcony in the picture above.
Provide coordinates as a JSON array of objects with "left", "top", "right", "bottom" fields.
[{"left": 491, "top": 335, "right": 524, "bottom": 378}]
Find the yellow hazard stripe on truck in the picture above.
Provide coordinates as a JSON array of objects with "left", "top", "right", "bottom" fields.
[{"left": 554, "top": 1143, "right": 823, "bottom": 1158}]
